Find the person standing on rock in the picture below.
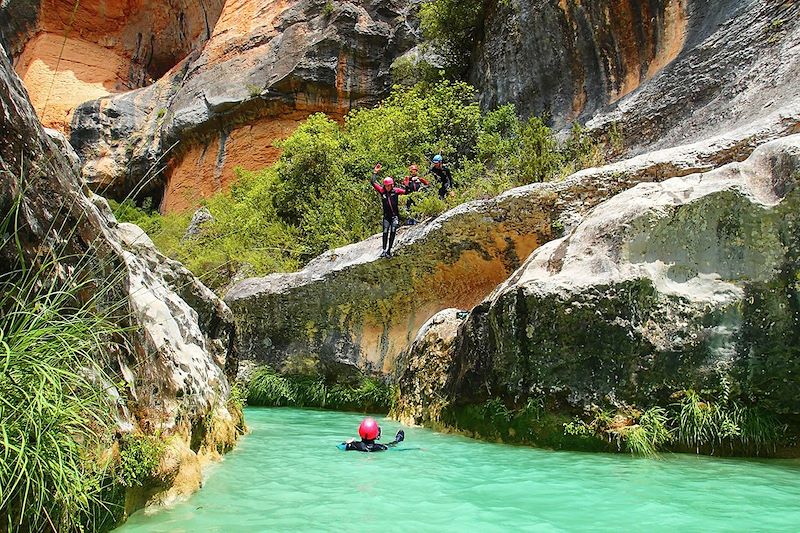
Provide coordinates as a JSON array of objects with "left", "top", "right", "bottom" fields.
[
  {"left": 430, "top": 154, "right": 454, "bottom": 199},
  {"left": 403, "top": 164, "right": 429, "bottom": 225},
  {"left": 370, "top": 163, "right": 407, "bottom": 259}
]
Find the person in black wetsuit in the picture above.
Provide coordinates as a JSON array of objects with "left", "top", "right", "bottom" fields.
[
  {"left": 403, "top": 164, "right": 429, "bottom": 225},
  {"left": 370, "top": 164, "right": 407, "bottom": 258},
  {"left": 430, "top": 154, "right": 454, "bottom": 199},
  {"left": 339, "top": 417, "right": 405, "bottom": 452}
]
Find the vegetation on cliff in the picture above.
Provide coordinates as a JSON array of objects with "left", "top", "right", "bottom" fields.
[
  {"left": 116, "top": 81, "right": 607, "bottom": 291},
  {"left": 436, "top": 390, "right": 787, "bottom": 457}
]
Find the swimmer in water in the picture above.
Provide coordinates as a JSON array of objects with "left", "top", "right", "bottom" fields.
[{"left": 338, "top": 417, "right": 405, "bottom": 452}]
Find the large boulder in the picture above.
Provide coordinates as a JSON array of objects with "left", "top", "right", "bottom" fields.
[
  {"left": 393, "top": 308, "right": 466, "bottom": 425},
  {"left": 0, "top": 41, "right": 240, "bottom": 508},
  {"left": 472, "top": 0, "right": 800, "bottom": 152},
  {"left": 446, "top": 135, "right": 800, "bottom": 415},
  {"left": 224, "top": 115, "right": 797, "bottom": 379}
]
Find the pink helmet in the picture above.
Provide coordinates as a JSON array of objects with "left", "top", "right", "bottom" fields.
[
  {"left": 358, "top": 417, "right": 380, "bottom": 440},
  {"left": 383, "top": 177, "right": 395, "bottom": 187}
]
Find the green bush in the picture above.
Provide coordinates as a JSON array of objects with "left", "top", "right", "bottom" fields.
[
  {"left": 419, "top": 0, "right": 487, "bottom": 74},
  {"left": 117, "top": 434, "right": 166, "bottom": 487}
]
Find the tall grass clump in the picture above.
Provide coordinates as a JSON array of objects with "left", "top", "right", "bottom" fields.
[
  {"left": 675, "top": 390, "right": 784, "bottom": 454},
  {"left": 613, "top": 407, "right": 673, "bottom": 457},
  {"left": 0, "top": 267, "right": 122, "bottom": 531},
  {"left": 0, "top": 188, "right": 129, "bottom": 531},
  {"left": 560, "top": 390, "right": 784, "bottom": 457}
]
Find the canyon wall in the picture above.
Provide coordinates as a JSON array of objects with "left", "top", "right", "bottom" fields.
[
  {"left": 61, "top": 0, "right": 419, "bottom": 211},
  {"left": 473, "top": 0, "right": 800, "bottom": 152},
  {"left": 440, "top": 135, "right": 800, "bottom": 417},
  {"left": 0, "top": 43, "right": 241, "bottom": 514},
  {"left": 3, "top": 0, "right": 225, "bottom": 130}
]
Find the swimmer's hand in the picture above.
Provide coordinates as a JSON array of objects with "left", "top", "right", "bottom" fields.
[{"left": 395, "top": 430, "right": 405, "bottom": 443}]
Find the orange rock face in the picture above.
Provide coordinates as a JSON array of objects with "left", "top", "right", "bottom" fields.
[
  {"left": 63, "top": 0, "right": 418, "bottom": 212},
  {"left": 16, "top": 33, "right": 126, "bottom": 130},
  {"left": 12, "top": 0, "right": 224, "bottom": 131},
  {"left": 162, "top": 113, "right": 306, "bottom": 213}
]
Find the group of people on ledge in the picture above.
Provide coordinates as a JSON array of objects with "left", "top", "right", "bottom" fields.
[{"left": 370, "top": 154, "right": 454, "bottom": 258}]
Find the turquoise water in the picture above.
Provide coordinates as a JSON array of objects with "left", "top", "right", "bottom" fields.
[{"left": 120, "top": 408, "right": 800, "bottom": 532}]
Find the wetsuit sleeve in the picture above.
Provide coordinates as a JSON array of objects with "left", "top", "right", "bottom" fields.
[
  {"left": 343, "top": 441, "right": 368, "bottom": 452},
  {"left": 419, "top": 177, "right": 429, "bottom": 186},
  {"left": 445, "top": 167, "right": 454, "bottom": 186},
  {"left": 371, "top": 173, "right": 384, "bottom": 193},
  {"left": 403, "top": 176, "right": 411, "bottom": 187},
  {"left": 395, "top": 187, "right": 407, "bottom": 195}
]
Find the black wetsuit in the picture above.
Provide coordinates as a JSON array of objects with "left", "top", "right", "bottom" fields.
[
  {"left": 343, "top": 440, "right": 390, "bottom": 452},
  {"left": 430, "top": 165, "right": 454, "bottom": 199},
  {"left": 371, "top": 173, "right": 406, "bottom": 255},
  {"left": 341, "top": 431, "right": 404, "bottom": 452}
]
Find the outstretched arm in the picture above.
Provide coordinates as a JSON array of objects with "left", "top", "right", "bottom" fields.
[
  {"left": 386, "top": 430, "right": 405, "bottom": 447},
  {"left": 371, "top": 164, "right": 384, "bottom": 193},
  {"left": 419, "top": 176, "right": 429, "bottom": 186}
]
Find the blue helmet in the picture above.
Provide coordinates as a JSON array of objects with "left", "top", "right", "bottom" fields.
[{"left": 432, "top": 154, "right": 443, "bottom": 163}]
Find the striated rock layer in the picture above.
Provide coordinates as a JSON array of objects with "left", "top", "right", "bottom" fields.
[
  {"left": 0, "top": 43, "right": 241, "bottom": 515},
  {"left": 473, "top": 0, "right": 800, "bottom": 151},
  {"left": 443, "top": 136, "right": 800, "bottom": 418},
  {"left": 63, "top": 0, "right": 419, "bottom": 211}
]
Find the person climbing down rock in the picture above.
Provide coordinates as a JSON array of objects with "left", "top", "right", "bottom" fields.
[
  {"left": 338, "top": 417, "right": 405, "bottom": 452},
  {"left": 370, "top": 163, "right": 406, "bottom": 258},
  {"left": 403, "top": 164, "right": 429, "bottom": 225},
  {"left": 430, "top": 154, "right": 454, "bottom": 199}
]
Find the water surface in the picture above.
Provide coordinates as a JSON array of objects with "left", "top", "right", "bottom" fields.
[{"left": 120, "top": 408, "right": 800, "bottom": 532}]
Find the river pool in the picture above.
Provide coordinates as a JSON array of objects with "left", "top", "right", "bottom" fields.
[{"left": 119, "top": 407, "right": 800, "bottom": 532}]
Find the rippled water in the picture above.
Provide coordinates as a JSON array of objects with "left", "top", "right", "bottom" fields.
[{"left": 119, "top": 408, "right": 800, "bottom": 532}]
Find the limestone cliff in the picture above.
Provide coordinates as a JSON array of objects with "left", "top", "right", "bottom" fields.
[
  {"left": 6, "top": 0, "right": 419, "bottom": 212},
  {"left": 0, "top": 43, "right": 241, "bottom": 513},
  {"left": 3, "top": 0, "right": 226, "bottom": 131},
  {"left": 473, "top": 0, "right": 800, "bottom": 151}
]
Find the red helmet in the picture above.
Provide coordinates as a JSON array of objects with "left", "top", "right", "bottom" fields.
[
  {"left": 358, "top": 417, "right": 380, "bottom": 440},
  {"left": 409, "top": 164, "right": 418, "bottom": 173},
  {"left": 383, "top": 177, "right": 395, "bottom": 187}
]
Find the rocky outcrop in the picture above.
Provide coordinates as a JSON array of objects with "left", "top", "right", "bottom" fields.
[
  {"left": 445, "top": 135, "right": 800, "bottom": 416},
  {"left": 473, "top": 0, "right": 800, "bottom": 151},
  {"left": 0, "top": 42, "right": 240, "bottom": 512},
  {"left": 225, "top": 114, "right": 796, "bottom": 379},
  {"left": 58, "top": 0, "right": 419, "bottom": 211},
  {"left": 393, "top": 309, "right": 465, "bottom": 425}
]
